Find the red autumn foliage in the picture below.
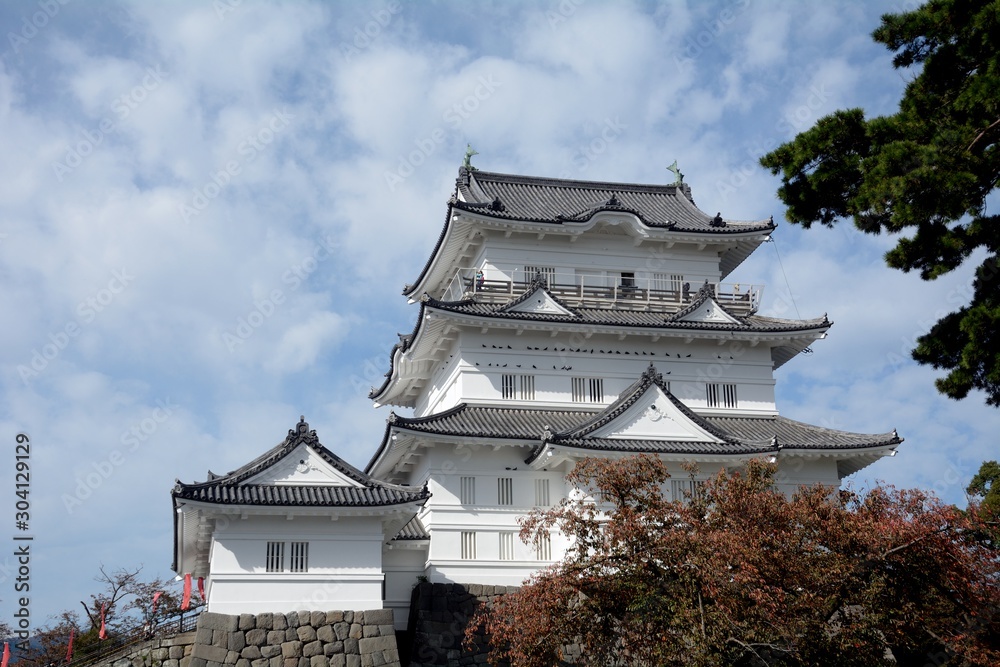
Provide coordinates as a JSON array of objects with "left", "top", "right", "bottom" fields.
[{"left": 467, "top": 456, "right": 1000, "bottom": 666}]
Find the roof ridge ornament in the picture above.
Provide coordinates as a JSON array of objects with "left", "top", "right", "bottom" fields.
[
  {"left": 530, "top": 271, "right": 549, "bottom": 290},
  {"left": 489, "top": 195, "right": 505, "bottom": 212},
  {"left": 606, "top": 193, "right": 620, "bottom": 207},
  {"left": 696, "top": 280, "right": 715, "bottom": 300},
  {"left": 666, "top": 160, "right": 684, "bottom": 185},
  {"left": 641, "top": 362, "right": 663, "bottom": 385},
  {"left": 463, "top": 144, "right": 478, "bottom": 171},
  {"left": 711, "top": 212, "right": 726, "bottom": 227}
]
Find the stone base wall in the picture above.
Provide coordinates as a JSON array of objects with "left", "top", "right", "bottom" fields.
[
  {"left": 404, "top": 583, "right": 515, "bottom": 667},
  {"left": 108, "top": 631, "right": 197, "bottom": 667},
  {"left": 187, "top": 610, "right": 400, "bottom": 667}
]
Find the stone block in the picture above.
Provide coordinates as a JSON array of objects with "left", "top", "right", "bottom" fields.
[
  {"left": 192, "top": 643, "right": 229, "bottom": 663},
  {"left": 363, "top": 610, "right": 393, "bottom": 626},
  {"left": 286, "top": 613, "right": 300, "bottom": 628},
  {"left": 344, "top": 638, "right": 359, "bottom": 655},
  {"left": 241, "top": 647, "right": 262, "bottom": 660},
  {"left": 163, "top": 660, "right": 180, "bottom": 667},
  {"left": 230, "top": 632, "right": 247, "bottom": 652},
  {"left": 297, "top": 611, "right": 311, "bottom": 627},
  {"left": 256, "top": 613, "right": 273, "bottom": 631},
  {"left": 329, "top": 657, "right": 346, "bottom": 667},
  {"left": 283, "top": 659, "right": 298, "bottom": 667},
  {"left": 251, "top": 660, "right": 269, "bottom": 667},
  {"left": 326, "top": 611, "right": 343, "bottom": 624},
  {"left": 309, "top": 611, "right": 326, "bottom": 628},
  {"left": 370, "top": 652, "right": 386, "bottom": 667},
  {"left": 316, "top": 625, "right": 335, "bottom": 643},
  {"left": 170, "top": 646, "right": 187, "bottom": 660},
  {"left": 285, "top": 629, "right": 298, "bottom": 642},
  {"left": 343, "top": 611, "right": 353, "bottom": 624},
  {"left": 309, "top": 656, "right": 326, "bottom": 667},
  {"left": 334, "top": 623, "right": 349, "bottom": 641},
  {"left": 359, "top": 655, "right": 372, "bottom": 667},
  {"left": 346, "top": 656, "right": 360, "bottom": 667},
  {"left": 246, "top": 629, "right": 268, "bottom": 646},
  {"left": 153, "top": 648, "right": 170, "bottom": 660},
  {"left": 269, "top": 658, "right": 282, "bottom": 667},
  {"left": 359, "top": 637, "right": 395, "bottom": 654},
  {"left": 239, "top": 615, "right": 256, "bottom": 631},
  {"left": 377, "top": 625, "right": 393, "bottom": 638},
  {"left": 299, "top": 658, "right": 310, "bottom": 667},
  {"left": 362, "top": 625, "right": 378, "bottom": 638},
  {"left": 302, "top": 641, "right": 322, "bottom": 658},
  {"left": 383, "top": 649, "right": 399, "bottom": 664},
  {"left": 297, "top": 626, "right": 317, "bottom": 642},
  {"left": 273, "top": 615, "right": 287, "bottom": 631},
  {"left": 348, "top": 624, "right": 362, "bottom": 640},
  {"left": 281, "top": 641, "right": 303, "bottom": 658},
  {"left": 267, "top": 631, "right": 286, "bottom": 646},
  {"left": 226, "top": 650, "right": 240, "bottom": 664},
  {"left": 213, "top": 630, "right": 230, "bottom": 649},
  {"left": 261, "top": 646, "right": 281, "bottom": 659},
  {"left": 196, "top": 628, "right": 215, "bottom": 645},
  {"left": 236, "top": 660, "right": 250, "bottom": 667},
  {"left": 200, "top": 612, "right": 240, "bottom": 633},
  {"left": 189, "top": 658, "right": 207, "bottom": 667}
]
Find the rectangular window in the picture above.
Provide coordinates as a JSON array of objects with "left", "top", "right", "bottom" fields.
[
  {"left": 706, "top": 383, "right": 737, "bottom": 408},
  {"left": 620, "top": 271, "right": 636, "bottom": 289},
  {"left": 504, "top": 374, "right": 535, "bottom": 400},
  {"left": 266, "top": 541, "right": 285, "bottom": 573},
  {"left": 498, "top": 477, "right": 513, "bottom": 506},
  {"left": 290, "top": 541, "right": 309, "bottom": 573},
  {"left": 499, "top": 532, "right": 515, "bottom": 561},
  {"left": 670, "top": 479, "right": 705, "bottom": 503},
  {"left": 535, "top": 478, "right": 550, "bottom": 507},
  {"left": 524, "top": 265, "right": 556, "bottom": 286},
  {"left": 571, "top": 378, "right": 603, "bottom": 402},
  {"left": 460, "top": 476, "right": 476, "bottom": 505},
  {"left": 461, "top": 531, "right": 477, "bottom": 560},
  {"left": 536, "top": 533, "right": 552, "bottom": 561},
  {"left": 652, "top": 273, "right": 684, "bottom": 294},
  {"left": 502, "top": 374, "right": 516, "bottom": 400}
]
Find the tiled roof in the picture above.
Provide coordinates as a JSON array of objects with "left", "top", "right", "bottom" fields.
[
  {"left": 703, "top": 415, "right": 901, "bottom": 450},
  {"left": 422, "top": 291, "right": 830, "bottom": 332},
  {"left": 173, "top": 417, "right": 429, "bottom": 508},
  {"left": 393, "top": 516, "right": 429, "bottom": 541},
  {"left": 455, "top": 168, "right": 775, "bottom": 232}
]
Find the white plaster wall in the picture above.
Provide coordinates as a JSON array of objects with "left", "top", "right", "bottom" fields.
[
  {"left": 207, "top": 515, "right": 387, "bottom": 614},
  {"left": 382, "top": 546, "right": 428, "bottom": 630}
]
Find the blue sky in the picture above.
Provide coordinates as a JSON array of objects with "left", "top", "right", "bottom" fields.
[{"left": 2, "top": 0, "right": 998, "bottom": 629}]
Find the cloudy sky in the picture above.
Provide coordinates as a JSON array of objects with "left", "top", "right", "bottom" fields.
[{"left": 2, "top": 0, "right": 997, "bottom": 628}]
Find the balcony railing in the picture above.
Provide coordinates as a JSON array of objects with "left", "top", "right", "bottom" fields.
[{"left": 443, "top": 268, "right": 762, "bottom": 315}]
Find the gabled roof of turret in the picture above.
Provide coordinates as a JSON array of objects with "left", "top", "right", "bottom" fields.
[{"left": 173, "top": 417, "right": 429, "bottom": 508}]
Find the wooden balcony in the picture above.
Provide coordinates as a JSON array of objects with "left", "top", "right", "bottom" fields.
[{"left": 444, "top": 269, "right": 762, "bottom": 316}]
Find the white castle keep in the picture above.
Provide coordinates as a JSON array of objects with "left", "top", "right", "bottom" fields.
[{"left": 172, "top": 165, "right": 901, "bottom": 628}]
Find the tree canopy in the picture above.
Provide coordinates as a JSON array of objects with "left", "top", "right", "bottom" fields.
[
  {"left": 759, "top": 0, "right": 1000, "bottom": 406},
  {"left": 469, "top": 456, "right": 1000, "bottom": 666}
]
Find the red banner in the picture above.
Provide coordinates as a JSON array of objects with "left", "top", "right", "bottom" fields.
[
  {"left": 152, "top": 591, "right": 163, "bottom": 615},
  {"left": 181, "top": 573, "right": 192, "bottom": 610},
  {"left": 65, "top": 628, "right": 75, "bottom": 663},
  {"left": 99, "top": 602, "right": 108, "bottom": 640},
  {"left": 197, "top": 577, "right": 205, "bottom": 601},
  {"left": 2, "top": 642, "right": 10, "bottom": 667}
]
